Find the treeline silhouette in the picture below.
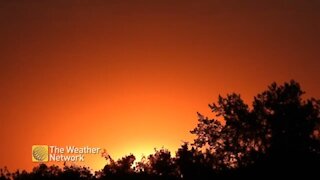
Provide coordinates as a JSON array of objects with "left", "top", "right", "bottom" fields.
[{"left": 1, "top": 80, "right": 319, "bottom": 179}]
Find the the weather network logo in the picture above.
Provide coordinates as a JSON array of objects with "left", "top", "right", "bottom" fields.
[
  {"left": 32, "top": 145, "right": 49, "bottom": 162},
  {"left": 32, "top": 145, "right": 101, "bottom": 162}
]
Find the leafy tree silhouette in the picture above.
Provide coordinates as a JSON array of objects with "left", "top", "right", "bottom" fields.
[
  {"left": 4, "top": 164, "right": 94, "bottom": 180},
  {"left": 252, "top": 81, "right": 320, "bottom": 177},
  {"left": 191, "top": 93, "right": 266, "bottom": 170},
  {"left": 175, "top": 142, "right": 218, "bottom": 179},
  {"left": 146, "top": 148, "right": 176, "bottom": 177},
  {"left": 190, "top": 80, "right": 320, "bottom": 178},
  {"left": 101, "top": 153, "right": 135, "bottom": 176},
  {"left": 0, "top": 167, "right": 11, "bottom": 180}
]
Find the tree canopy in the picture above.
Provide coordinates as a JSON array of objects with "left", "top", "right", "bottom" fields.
[{"left": 191, "top": 80, "right": 320, "bottom": 177}]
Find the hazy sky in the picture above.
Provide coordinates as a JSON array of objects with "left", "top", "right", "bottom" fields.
[{"left": 1, "top": 0, "right": 320, "bottom": 171}]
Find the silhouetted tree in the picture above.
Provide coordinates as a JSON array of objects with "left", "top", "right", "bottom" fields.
[
  {"left": 252, "top": 81, "right": 320, "bottom": 176},
  {"left": 5, "top": 164, "right": 94, "bottom": 180},
  {"left": 62, "top": 165, "right": 93, "bottom": 180},
  {"left": 101, "top": 153, "right": 136, "bottom": 177},
  {"left": 191, "top": 94, "right": 265, "bottom": 169},
  {"left": 191, "top": 80, "right": 320, "bottom": 177},
  {"left": 0, "top": 167, "right": 10, "bottom": 180},
  {"left": 147, "top": 148, "right": 177, "bottom": 177},
  {"left": 176, "top": 142, "right": 218, "bottom": 179}
]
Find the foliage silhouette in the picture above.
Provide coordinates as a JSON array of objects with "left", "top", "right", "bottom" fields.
[
  {"left": 1, "top": 80, "right": 319, "bottom": 179},
  {"left": 191, "top": 80, "right": 320, "bottom": 178}
]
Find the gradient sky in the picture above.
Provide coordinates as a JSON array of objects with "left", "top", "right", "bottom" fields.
[{"left": 1, "top": 0, "right": 320, "bottom": 171}]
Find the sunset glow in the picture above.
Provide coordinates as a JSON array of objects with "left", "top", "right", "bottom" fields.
[{"left": 1, "top": 0, "right": 319, "bottom": 172}]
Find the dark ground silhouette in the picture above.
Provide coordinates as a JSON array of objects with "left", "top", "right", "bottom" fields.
[{"left": 1, "top": 80, "right": 319, "bottom": 180}]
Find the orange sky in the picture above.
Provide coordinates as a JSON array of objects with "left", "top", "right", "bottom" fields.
[{"left": 1, "top": 0, "right": 320, "bottom": 171}]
